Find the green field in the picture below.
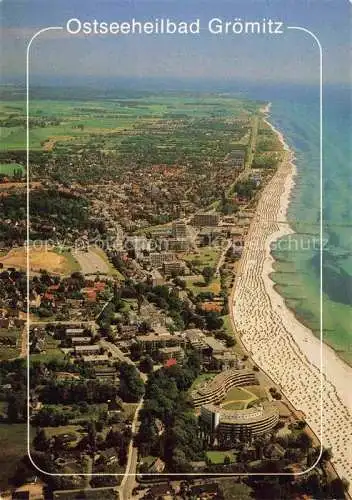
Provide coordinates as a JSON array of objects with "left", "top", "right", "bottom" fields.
[
  {"left": 206, "top": 450, "right": 236, "bottom": 464},
  {"left": 52, "top": 247, "right": 81, "bottom": 273},
  {"left": 0, "top": 163, "right": 24, "bottom": 175},
  {"left": 0, "top": 95, "right": 254, "bottom": 153}
]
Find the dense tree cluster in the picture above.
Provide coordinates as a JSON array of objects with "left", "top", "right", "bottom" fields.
[
  {"left": 233, "top": 179, "right": 257, "bottom": 200},
  {"left": 40, "top": 379, "right": 117, "bottom": 405},
  {"left": 118, "top": 362, "right": 145, "bottom": 403},
  {"left": 0, "top": 359, "right": 27, "bottom": 423},
  {"left": 136, "top": 352, "right": 203, "bottom": 471}
]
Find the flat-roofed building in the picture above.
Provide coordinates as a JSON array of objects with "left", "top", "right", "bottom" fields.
[
  {"left": 201, "top": 402, "right": 279, "bottom": 439},
  {"left": 163, "top": 260, "right": 185, "bottom": 276},
  {"left": 185, "top": 328, "right": 208, "bottom": 351},
  {"left": 172, "top": 222, "right": 188, "bottom": 239},
  {"left": 82, "top": 354, "right": 110, "bottom": 365},
  {"left": 204, "top": 336, "right": 227, "bottom": 355},
  {"left": 167, "top": 238, "right": 189, "bottom": 252},
  {"left": 159, "top": 346, "right": 184, "bottom": 362},
  {"left": 150, "top": 252, "right": 175, "bottom": 268},
  {"left": 137, "top": 333, "right": 183, "bottom": 352},
  {"left": 94, "top": 366, "right": 119, "bottom": 383},
  {"left": 125, "top": 236, "right": 152, "bottom": 253},
  {"left": 74, "top": 344, "right": 101, "bottom": 355},
  {"left": 119, "top": 324, "right": 139, "bottom": 339},
  {"left": 150, "top": 269, "right": 165, "bottom": 286},
  {"left": 192, "top": 213, "right": 220, "bottom": 228},
  {"left": 212, "top": 352, "right": 243, "bottom": 371},
  {"left": 191, "top": 368, "right": 258, "bottom": 407},
  {"left": 230, "top": 149, "right": 246, "bottom": 168},
  {"left": 71, "top": 336, "right": 91, "bottom": 346},
  {"left": 65, "top": 328, "right": 85, "bottom": 337}
]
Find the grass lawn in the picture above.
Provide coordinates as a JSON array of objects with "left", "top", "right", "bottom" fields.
[
  {"left": 0, "top": 163, "right": 24, "bottom": 176},
  {"left": 186, "top": 275, "right": 221, "bottom": 295},
  {"left": 183, "top": 246, "right": 222, "bottom": 269},
  {"left": 221, "top": 315, "right": 234, "bottom": 335},
  {"left": 140, "top": 455, "right": 158, "bottom": 466},
  {"left": 221, "top": 387, "right": 258, "bottom": 410},
  {"left": 39, "top": 424, "right": 83, "bottom": 449},
  {"left": 30, "top": 336, "right": 65, "bottom": 364},
  {"left": 206, "top": 450, "right": 236, "bottom": 464},
  {"left": 53, "top": 247, "right": 81, "bottom": 273},
  {"left": 221, "top": 400, "right": 246, "bottom": 410},
  {"left": 0, "top": 423, "right": 27, "bottom": 489},
  {"left": 190, "top": 372, "right": 218, "bottom": 391},
  {"left": 122, "top": 403, "right": 138, "bottom": 420},
  {"left": 0, "top": 346, "right": 20, "bottom": 361},
  {"left": 30, "top": 348, "right": 65, "bottom": 363},
  {"left": 92, "top": 247, "right": 125, "bottom": 279}
]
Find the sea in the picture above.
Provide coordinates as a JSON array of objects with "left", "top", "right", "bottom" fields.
[{"left": 233, "top": 82, "right": 352, "bottom": 366}]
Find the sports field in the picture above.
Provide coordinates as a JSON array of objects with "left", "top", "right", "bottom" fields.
[{"left": 0, "top": 246, "right": 80, "bottom": 274}]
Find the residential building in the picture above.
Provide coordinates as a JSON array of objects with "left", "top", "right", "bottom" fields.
[
  {"left": 184, "top": 328, "right": 208, "bottom": 351},
  {"left": 65, "top": 328, "right": 85, "bottom": 338},
  {"left": 229, "top": 149, "right": 246, "bottom": 168},
  {"left": 71, "top": 336, "right": 92, "bottom": 346},
  {"left": 94, "top": 366, "right": 119, "bottom": 383},
  {"left": 203, "top": 336, "right": 227, "bottom": 355},
  {"left": 150, "top": 252, "right": 175, "bottom": 268},
  {"left": 192, "top": 213, "right": 220, "bottom": 227},
  {"left": 191, "top": 368, "right": 258, "bottom": 407},
  {"left": 172, "top": 222, "right": 188, "bottom": 239},
  {"left": 150, "top": 269, "right": 165, "bottom": 286},
  {"left": 159, "top": 346, "right": 184, "bottom": 362},
  {"left": 162, "top": 260, "right": 185, "bottom": 276},
  {"left": 166, "top": 238, "right": 189, "bottom": 252},
  {"left": 81, "top": 354, "right": 110, "bottom": 365},
  {"left": 74, "top": 344, "right": 101, "bottom": 355},
  {"left": 137, "top": 333, "right": 184, "bottom": 352},
  {"left": 212, "top": 352, "right": 243, "bottom": 371}
]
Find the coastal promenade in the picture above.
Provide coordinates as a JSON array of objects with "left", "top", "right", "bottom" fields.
[{"left": 230, "top": 134, "right": 352, "bottom": 484}]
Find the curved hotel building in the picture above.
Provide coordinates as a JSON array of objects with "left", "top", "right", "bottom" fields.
[
  {"left": 200, "top": 402, "right": 279, "bottom": 438},
  {"left": 192, "top": 368, "right": 279, "bottom": 438},
  {"left": 191, "top": 368, "right": 258, "bottom": 408}
]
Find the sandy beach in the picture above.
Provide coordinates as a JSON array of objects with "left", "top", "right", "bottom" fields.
[{"left": 231, "top": 109, "right": 352, "bottom": 483}]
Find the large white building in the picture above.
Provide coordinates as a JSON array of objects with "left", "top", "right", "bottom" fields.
[
  {"left": 191, "top": 368, "right": 258, "bottom": 407},
  {"left": 201, "top": 402, "right": 279, "bottom": 438}
]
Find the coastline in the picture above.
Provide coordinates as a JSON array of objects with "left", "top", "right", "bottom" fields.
[{"left": 230, "top": 108, "right": 352, "bottom": 483}]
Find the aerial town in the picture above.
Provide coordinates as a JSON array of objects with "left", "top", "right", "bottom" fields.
[{"left": 0, "top": 89, "right": 347, "bottom": 500}]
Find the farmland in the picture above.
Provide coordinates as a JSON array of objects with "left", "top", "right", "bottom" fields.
[{"left": 0, "top": 90, "right": 256, "bottom": 187}]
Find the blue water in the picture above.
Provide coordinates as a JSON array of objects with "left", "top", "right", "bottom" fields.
[{"left": 231, "top": 83, "right": 352, "bottom": 364}]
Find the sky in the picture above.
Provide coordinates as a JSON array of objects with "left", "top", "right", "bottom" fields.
[{"left": 0, "top": 0, "right": 351, "bottom": 86}]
